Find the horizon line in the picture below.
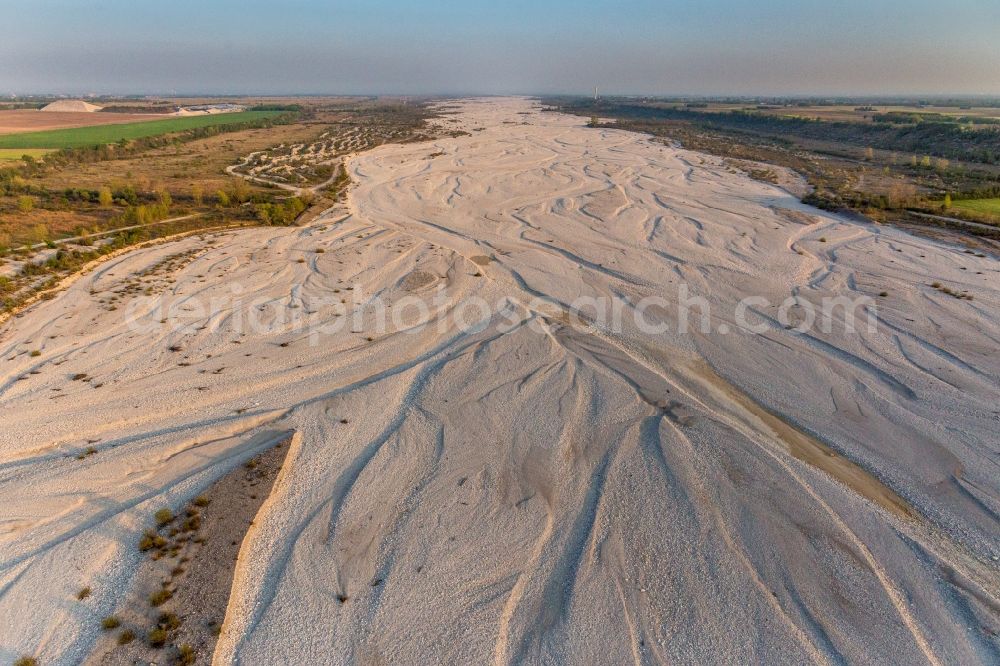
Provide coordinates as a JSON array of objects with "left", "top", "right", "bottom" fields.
[{"left": 5, "top": 91, "right": 1000, "bottom": 101}]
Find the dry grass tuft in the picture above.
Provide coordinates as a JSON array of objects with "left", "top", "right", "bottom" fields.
[
  {"left": 149, "top": 587, "right": 173, "bottom": 607},
  {"left": 177, "top": 643, "right": 196, "bottom": 665},
  {"left": 155, "top": 508, "right": 175, "bottom": 526},
  {"left": 148, "top": 627, "right": 168, "bottom": 648}
]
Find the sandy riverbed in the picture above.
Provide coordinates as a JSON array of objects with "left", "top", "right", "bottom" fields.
[{"left": 0, "top": 98, "right": 997, "bottom": 664}]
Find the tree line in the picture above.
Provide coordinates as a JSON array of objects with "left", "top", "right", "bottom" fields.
[{"left": 566, "top": 101, "right": 1000, "bottom": 165}]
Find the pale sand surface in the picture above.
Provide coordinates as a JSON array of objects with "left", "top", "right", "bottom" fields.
[
  {"left": 40, "top": 101, "right": 103, "bottom": 113},
  {"left": 0, "top": 98, "right": 998, "bottom": 664}
]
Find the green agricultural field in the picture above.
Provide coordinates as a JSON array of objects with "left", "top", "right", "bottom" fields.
[
  {"left": 0, "top": 111, "right": 282, "bottom": 149},
  {"left": 0, "top": 148, "right": 53, "bottom": 161},
  {"left": 953, "top": 198, "right": 1000, "bottom": 218}
]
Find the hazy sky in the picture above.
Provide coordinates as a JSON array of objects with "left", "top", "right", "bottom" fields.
[{"left": 3, "top": 0, "right": 999, "bottom": 96}]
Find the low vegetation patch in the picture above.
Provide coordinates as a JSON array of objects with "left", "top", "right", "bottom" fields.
[
  {"left": 148, "top": 627, "right": 168, "bottom": 648},
  {"left": 177, "top": 643, "right": 196, "bottom": 665},
  {"left": 0, "top": 111, "right": 284, "bottom": 149},
  {"left": 92, "top": 440, "right": 292, "bottom": 664},
  {"left": 149, "top": 587, "right": 173, "bottom": 607},
  {"left": 0, "top": 148, "right": 53, "bottom": 162},
  {"left": 930, "top": 282, "right": 974, "bottom": 300},
  {"left": 952, "top": 198, "right": 1000, "bottom": 220}
]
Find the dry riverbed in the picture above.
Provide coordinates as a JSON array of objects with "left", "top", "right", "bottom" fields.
[{"left": 1, "top": 98, "right": 997, "bottom": 665}]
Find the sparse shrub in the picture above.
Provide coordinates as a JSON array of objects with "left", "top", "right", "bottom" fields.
[
  {"left": 155, "top": 508, "right": 175, "bottom": 526},
  {"left": 14, "top": 657, "right": 38, "bottom": 666},
  {"left": 118, "top": 629, "right": 136, "bottom": 644},
  {"left": 27, "top": 223, "right": 49, "bottom": 244},
  {"left": 29, "top": 350, "right": 41, "bottom": 357},
  {"left": 148, "top": 627, "right": 168, "bottom": 647},
  {"left": 149, "top": 587, "right": 173, "bottom": 607},
  {"left": 228, "top": 178, "right": 251, "bottom": 203},
  {"left": 101, "top": 615, "right": 121, "bottom": 630},
  {"left": 77, "top": 586, "right": 91, "bottom": 600},
  {"left": 177, "top": 643, "right": 196, "bottom": 665},
  {"left": 138, "top": 533, "right": 165, "bottom": 553},
  {"left": 183, "top": 514, "right": 201, "bottom": 532},
  {"left": 157, "top": 189, "right": 172, "bottom": 209},
  {"left": 158, "top": 611, "right": 181, "bottom": 630},
  {"left": 139, "top": 528, "right": 162, "bottom": 551},
  {"left": 17, "top": 195, "right": 34, "bottom": 213},
  {"left": 193, "top": 495, "right": 210, "bottom": 507}
]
